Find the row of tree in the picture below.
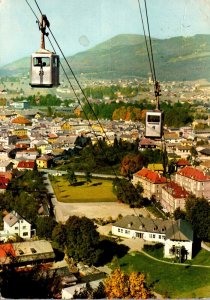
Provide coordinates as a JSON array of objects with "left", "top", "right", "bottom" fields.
[
  {"left": 83, "top": 84, "right": 142, "bottom": 99},
  {"left": 81, "top": 100, "right": 193, "bottom": 126}
]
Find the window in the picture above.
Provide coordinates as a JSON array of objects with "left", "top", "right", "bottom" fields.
[
  {"left": 33, "top": 57, "right": 50, "bottom": 67},
  {"left": 30, "top": 248, "right": 37, "bottom": 254},
  {"left": 15, "top": 226, "right": 18, "bottom": 230},
  {"left": 153, "top": 234, "right": 156, "bottom": 238},
  {"left": 125, "top": 230, "right": 130, "bottom": 234},
  {"left": 147, "top": 115, "right": 160, "bottom": 123},
  {"left": 53, "top": 56, "right": 58, "bottom": 67},
  {"left": 121, "top": 229, "right": 123, "bottom": 233},
  {"left": 149, "top": 234, "right": 152, "bottom": 238},
  {"left": 22, "top": 226, "right": 26, "bottom": 229},
  {"left": 23, "top": 232, "right": 28, "bottom": 236},
  {"left": 118, "top": 228, "right": 120, "bottom": 232},
  {"left": 159, "top": 235, "right": 161, "bottom": 239}
]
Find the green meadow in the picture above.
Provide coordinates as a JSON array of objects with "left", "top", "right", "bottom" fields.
[{"left": 51, "top": 176, "right": 117, "bottom": 203}]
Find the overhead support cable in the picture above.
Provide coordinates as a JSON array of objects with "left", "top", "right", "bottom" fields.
[
  {"left": 26, "top": 0, "right": 124, "bottom": 182},
  {"left": 137, "top": 0, "right": 155, "bottom": 83},
  {"left": 25, "top": 0, "right": 154, "bottom": 231},
  {"left": 143, "top": 0, "right": 157, "bottom": 83}
]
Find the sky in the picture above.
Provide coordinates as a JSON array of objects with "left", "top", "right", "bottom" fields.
[{"left": 1, "top": 0, "right": 210, "bottom": 66}]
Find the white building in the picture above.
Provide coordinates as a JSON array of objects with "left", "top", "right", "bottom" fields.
[
  {"left": 112, "top": 215, "right": 170, "bottom": 243},
  {"left": 175, "top": 166, "right": 210, "bottom": 200},
  {"left": 0, "top": 160, "right": 13, "bottom": 172},
  {"left": 132, "top": 168, "right": 167, "bottom": 201},
  {"left": 112, "top": 215, "right": 194, "bottom": 260},
  {"left": 1, "top": 211, "right": 32, "bottom": 241},
  {"left": 161, "top": 181, "right": 190, "bottom": 213},
  {"left": 62, "top": 279, "right": 102, "bottom": 299},
  {"left": 164, "top": 219, "right": 193, "bottom": 260}
]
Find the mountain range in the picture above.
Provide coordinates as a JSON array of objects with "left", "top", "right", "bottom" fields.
[{"left": 1, "top": 33, "right": 210, "bottom": 81}]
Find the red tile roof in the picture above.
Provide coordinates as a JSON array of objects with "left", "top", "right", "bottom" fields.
[
  {"left": 163, "top": 181, "right": 189, "bottom": 199},
  {"left": 135, "top": 168, "right": 167, "bottom": 184},
  {"left": 177, "top": 166, "right": 210, "bottom": 181},
  {"left": 139, "top": 138, "right": 155, "bottom": 146},
  {"left": 11, "top": 117, "right": 31, "bottom": 124},
  {"left": 0, "top": 172, "right": 12, "bottom": 180},
  {"left": 48, "top": 133, "right": 58, "bottom": 138},
  {"left": 176, "top": 159, "right": 191, "bottom": 167},
  {"left": 0, "top": 244, "right": 15, "bottom": 258},
  {"left": 15, "top": 143, "right": 29, "bottom": 149},
  {"left": 17, "top": 161, "right": 35, "bottom": 169},
  {"left": 0, "top": 177, "right": 9, "bottom": 188}
]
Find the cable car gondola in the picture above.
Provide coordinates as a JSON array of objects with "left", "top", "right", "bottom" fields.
[
  {"left": 145, "top": 110, "right": 164, "bottom": 139},
  {"left": 145, "top": 81, "right": 164, "bottom": 139},
  {"left": 30, "top": 15, "right": 60, "bottom": 88}
]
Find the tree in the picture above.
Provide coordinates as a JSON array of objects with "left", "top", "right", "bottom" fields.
[
  {"left": 85, "top": 170, "right": 92, "bottom": 185},
  {"left": 66, "top": 169, "right": 77, "bottom": 185},
  {"left": 162, "top": 143, "right": 168, "bottom": 176},
  {"left": 173, "top": 207, "right": 186, "bottom": 220},
  {"left": 52, "top": 223, "right": 67, "bottom": 251},
  {"left": 47, "top": 106, "right": 53, "bottom": 117},
  {"left": 104, "top": 268, "right": 151, "bottom": 299},
  {"left": 185, "top": 196, "right": 210, "bottom": 241},
  {"left": 188, "top": 146, "right": 199, "bottom": 166},
  {"left": 73, "top": 282, "right": 105, "bottom": 299},
  {"left": 112, "top": 178, "right": 144, "bottom": 207},
  {"left": 120, "top": 154, "right": 144, "bottom": 178},
  {"left": 113, "top": 135, "right": 119, "bottom": 150},
  {"left": 65, "top": 216, "right": 102, "bottom": 264},
  {"left": 35, "top": 217, "right": 57, "bottom": 240}
]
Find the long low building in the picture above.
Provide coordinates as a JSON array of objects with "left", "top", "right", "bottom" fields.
[
  {"left": 0, "top": 240, "right": 55, "bottom": 267},
  {"left": 112, "top": 215, "right": 194, "bottom": 260}
]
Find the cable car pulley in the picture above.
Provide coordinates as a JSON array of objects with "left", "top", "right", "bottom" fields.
[{"left": 30, "top": 14, "right": 60, "bottom": 88}]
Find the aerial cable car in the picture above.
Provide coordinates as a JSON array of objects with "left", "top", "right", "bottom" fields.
[
  {"left": 30, "top": 15, "right": 60, "bottom": 88},
  {"left": 145, "top": 81, "right": 164, "bottom": 139}
]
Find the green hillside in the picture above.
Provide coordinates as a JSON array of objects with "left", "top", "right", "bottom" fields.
[{"left": 1, "top": 34, "right": 210, "bottom": 81}]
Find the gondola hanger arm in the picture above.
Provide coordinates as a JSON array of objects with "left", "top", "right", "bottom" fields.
[{"left": 36, "top": 14, "right": 50, "bottom": 50}]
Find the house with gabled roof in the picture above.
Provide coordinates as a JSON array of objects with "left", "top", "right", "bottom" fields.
[
  {"left": 164, "top": 219, "right": 193, "bottom": 260},
  {"left": 132, "top": 168, "right": 167, "bottom": 201},
  {"left": 147, "top": 163, "right": 164, "bottom": 174},
  {"left": 1, "top": 211, "right": 32, "bottom": 241},
  {"left": 17, "top": 161, "right": 35, "bottom": 171},
  {"left": 0, "top": 176, "right": 10, "bottom": 194},
  {"left": 175, "top": 166, "right": 210, "bottom": 200},
  {"left": 112, "top": 215, "right": 194, "bottom": 260},
  {"left": 161, "top": 181, "right": 190, "bottom": 213},
  {"left": 139, "top": 138, "right": 156, "bottom": 150},
  {"left": 47, "top": 133, "right": 58, "bottom": 144},
  {"left": 112, "top": 215, "right": 169, "bottom": 243},
  {"left": 0, "top": 160, "right": 13, "bottom": 172},
  {"left": 36, "top": 154, "right": 54, "bottom": 169},
  {"left": 176, "top": 158, "right": 191, "bottom": 170}
]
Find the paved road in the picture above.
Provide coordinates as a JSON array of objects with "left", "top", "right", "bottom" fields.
[{"left": 41, "top": 169, "right": 124, "bottom": 179}]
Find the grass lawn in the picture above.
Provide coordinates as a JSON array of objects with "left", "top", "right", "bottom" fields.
[
  {"left": 51, "top": 177, "right": 117, "bottom": 203},
  {"left": 144, "top": 245, "right": 210, "bottom": 266},
  {"left": 118, "top": 252, "right": 210, "bottom": 298},
  {"left": 188, "top": 249, "right": 210, "bottom": 266}
]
